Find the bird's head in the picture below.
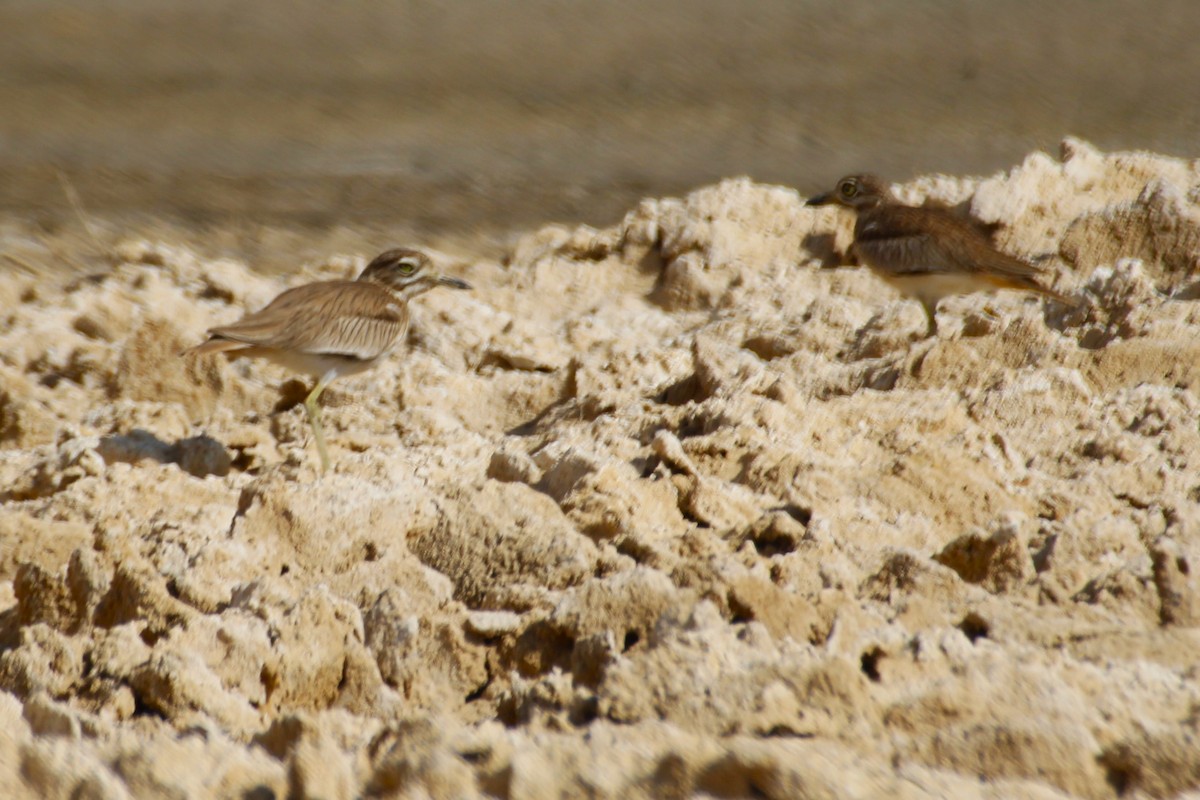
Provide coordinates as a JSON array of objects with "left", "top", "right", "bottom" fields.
[
  {"left": 358, "top": 248, "right": 472, "bottom": 299},
  {"left": 807, "top": 174, "right": 891, "bottom": 210}
]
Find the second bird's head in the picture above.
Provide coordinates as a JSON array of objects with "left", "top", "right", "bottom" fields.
[
  {"left": 358, "top": 248, "right": 472, "bottom": 298},
  {"left": 807, "top": 174, "right": 890, "bottom": 211}
]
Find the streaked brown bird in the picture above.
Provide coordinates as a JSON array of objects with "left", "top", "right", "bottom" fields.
[
  {"left": 807, "top": 174, "right": 1072, "bottom": 336},
  {"left": 187, "top": 248, "right": 471, "bottom": 472}
]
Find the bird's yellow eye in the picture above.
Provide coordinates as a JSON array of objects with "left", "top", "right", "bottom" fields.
[
  {"left": 397, "top": 260, "right": 418, "bottom": 275},
  {"left": 839, "top": 180, "right": 858, "bottom": 198}
]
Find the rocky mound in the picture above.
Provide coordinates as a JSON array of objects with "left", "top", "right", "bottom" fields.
[{"left": 2, "top": 139, "right": 1200, "bottom": 798}]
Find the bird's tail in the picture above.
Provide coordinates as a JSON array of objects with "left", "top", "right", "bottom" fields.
[
  {"left": 981, "top": 273, "right": 1080, "bottom": 309},
  {"left": 180, "top": 338, "right": 251, "bottom": 358},
  {"left": 1033, "top": 281, "right": 1081, "bottom": 309}
]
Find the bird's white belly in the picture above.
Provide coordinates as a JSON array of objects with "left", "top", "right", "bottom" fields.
[
  {"left": 878, "top": 272, "right": 997, "bottom": 306},
  {"left": 257, "top": 347, "right": 390, "bottom": 381}
]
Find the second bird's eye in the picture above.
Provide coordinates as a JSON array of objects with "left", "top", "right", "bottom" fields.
[
  {"left": 398, "top": 261, "right": 417, "bottom": 275},
  {"left": 840, "top": 180, "right": 858, "bottom": 198}
]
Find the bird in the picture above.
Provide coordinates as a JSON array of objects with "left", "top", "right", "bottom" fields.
[
  {"left": 186, "top": 248, "right": 471, "bottom": 472},
  {"left": 807, "top": 174, "right": 1072, "bottom": 336}
]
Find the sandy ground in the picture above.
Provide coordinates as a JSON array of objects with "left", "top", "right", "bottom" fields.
[{"left": 2, "top": 139, "right": 1200, "bottom": 798}]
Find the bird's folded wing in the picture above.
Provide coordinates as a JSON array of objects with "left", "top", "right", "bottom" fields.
[
  {"left": 206, "top": 281, "right": 409, "bottom": 360},
  {"left": 279, "top": 314, "right": 410, "bottom": 361},
  {"left": 855, "top": 227, "right": 1070, "bottom": 301},
  {"left": 853, "top": 231, "right": 963, "bottom": 276},
  {"left": 971, "top": 245, "right": 1049, "bottom": 282}
]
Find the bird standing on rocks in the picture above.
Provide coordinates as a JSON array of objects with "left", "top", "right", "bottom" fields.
[
  {"left": 187, "top": 248, "right": 471, "bottom": 472},
  {"left": 807, "top": 174, "right": 1072, "bottom": 336}
]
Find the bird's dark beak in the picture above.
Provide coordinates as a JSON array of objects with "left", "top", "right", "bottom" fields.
[
  {"left": 437, "top": 275, "right": 472, "bottom": 290},
  {"left": 806, "top": 191, "right": 836, "bottom": 207}
]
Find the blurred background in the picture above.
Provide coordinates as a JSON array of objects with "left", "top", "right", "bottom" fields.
[{"left": 2, "top": 0, "right": 1198, "bottom": 267}]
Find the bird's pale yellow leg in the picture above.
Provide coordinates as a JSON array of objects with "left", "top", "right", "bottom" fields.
[
  {"left": 919, "top": 299, "right": 939, "bottom": 338},
  {"left": 304, "top": 372, "right": 335, "bottom": 473}
]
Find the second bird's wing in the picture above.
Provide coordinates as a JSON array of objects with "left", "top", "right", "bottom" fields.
[{"left": 854, "top": 207, "right": 1067, "bottom": 298}]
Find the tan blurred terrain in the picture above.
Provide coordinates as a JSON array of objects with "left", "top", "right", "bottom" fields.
[
  {"left": 2, "top": 0, "right": 1198, "bottom": 252},
  {"left": 3, "top": 140, "right": 1200, "bottom": 798}
]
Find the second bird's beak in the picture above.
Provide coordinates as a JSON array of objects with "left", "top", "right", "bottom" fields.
[
  {"left": 436, "top": 275, "right": 472, "bottom": 290},
  {"left": 806, "top": 191, "right": 836, "bottom": 207}
]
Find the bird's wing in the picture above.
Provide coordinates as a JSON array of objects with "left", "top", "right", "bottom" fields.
[
  {"left": 969, "top": 244, "right": 1054, "bottom": 287},
  {"left": 853, "top": 215, "right": 964, "bottom": 277},
  {"left": 855, "top": 206, "right": 1058, "bottom": 290},
  {"left": 205, "top": 281, "right": 410, "bottom": 360}
]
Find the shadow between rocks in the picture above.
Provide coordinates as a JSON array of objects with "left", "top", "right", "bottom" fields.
[{"left": 96, "top": 429, "right": 232, "bottom": 478}]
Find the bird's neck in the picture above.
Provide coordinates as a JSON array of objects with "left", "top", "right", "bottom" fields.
[
  {"left": 856, "top": 197, "right": 888, "bottom": 213},
  {"left": 389, "top": 284, "right": 433, "bottom": 304},
  {"left": 853, "top": 200, "right": 889, "bottom": 222}
]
